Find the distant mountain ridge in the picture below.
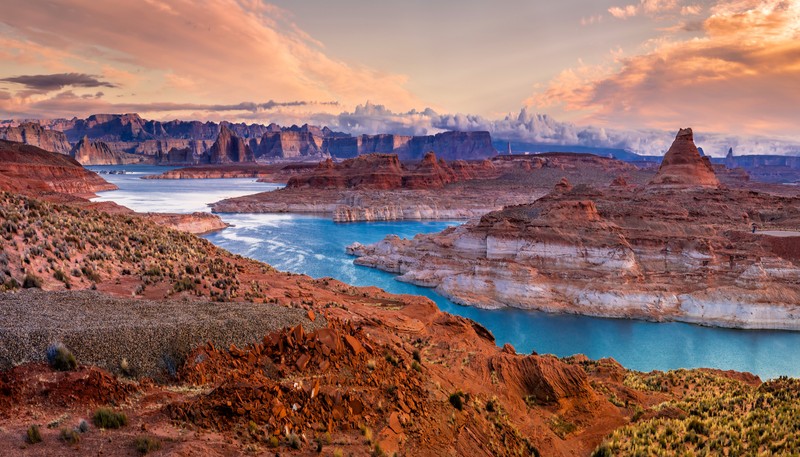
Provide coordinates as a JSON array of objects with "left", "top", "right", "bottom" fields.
[{"left": 0, "top": 113, "right": 497, "bottom": 165}]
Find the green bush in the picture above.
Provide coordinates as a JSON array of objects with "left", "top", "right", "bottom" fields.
[
  {"left": 60, "top": 428, "right": 80, "bottom": 445},
  {"left": 26, "top": 424, "right": 42, "bottom": 444},
  {"left": 134, "top": 436, "right": 162, "bottom": 454},
  {"left": 92, "top": 407, "right": 128, "bottom": 429},
  {"left": 449, "top": 391, "right": 465, "bottom": 410},
  {"left": 46, "top": 343, "right": 77, "bottom": 371},
  {"left": 22, "top": 273, "right": 42, "bottom": 288}
]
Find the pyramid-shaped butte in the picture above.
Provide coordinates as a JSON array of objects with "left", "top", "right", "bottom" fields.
[{"left": 649, "top": 128, "right": 719, "bottom": 188}]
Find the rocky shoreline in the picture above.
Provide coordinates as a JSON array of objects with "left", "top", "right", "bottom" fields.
[{"left": 348, "top": 130, "right": 800, "bottom": 330}]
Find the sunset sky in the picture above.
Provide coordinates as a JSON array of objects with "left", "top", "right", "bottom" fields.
[{"left": 1, "top": 0, "right": 798, "bottom": 154}]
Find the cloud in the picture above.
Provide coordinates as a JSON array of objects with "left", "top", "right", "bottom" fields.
[
  {"left": 0, "top": 0, "right": 422, "bottom": 114},
  {"left": 319, "top": 103, "right": 800, "bottom": 157},
  {"left": 531, "top": 0, "right": 800, "bottom": 141},
  {"left": 0, "top": 73, "right": 116, "bottom": 91},
  {"left": 609, "top": 0, "right": 686, "bottom": 18}
]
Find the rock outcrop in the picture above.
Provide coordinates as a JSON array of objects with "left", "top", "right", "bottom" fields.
[
  {"left": 255, "top": 131, "right": 326, "bottom": 159},
  {"left": 212, "top": 152, "right": 650, "bottom": 222},
  {"left": 284, "top": 152, "right": 478, "bottom": 191},
  {"left": 649, "top": 128, "right": 719, "bottom": 188},
  {"left": 70, "top": 136, "right": 149, "bottom": 165},
  {"left": 208, "top": 125, "right": 255, "bottom": 164},
  {"left": 0, "top": 122, "right": 71, "bottom": 154},
  {"left": 0, "top": 140, "right": 116, "bottom": 195},
  {"left": 349, "top": 134, "right": 800, "bottom": 329}
]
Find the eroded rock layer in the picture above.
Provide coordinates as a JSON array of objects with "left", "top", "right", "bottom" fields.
[
  {"left": 349, "top": 181, "right": 800, "bottom": 329},
  {"left": 0, "top": 140, "right": 116, "bottom": 195}
]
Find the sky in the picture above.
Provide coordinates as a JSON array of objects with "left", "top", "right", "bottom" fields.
[{"left": 0, "top": 0, "right": 799, "bottom": 155}]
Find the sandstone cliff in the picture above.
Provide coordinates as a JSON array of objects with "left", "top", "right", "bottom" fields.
[
  {"left": 208, "top": 125, "right": 255, "bottom": 164},
  {"left": 0, "top": 122, "right": 71, "bottom": 154},
  {"left": 255, "top": 131, "right": 326, "bottom": 159},
  {"left": 0, "top": 140, "right": 117, "bottom": 195},
  {"left": 285, "top": 152, "right": 477, "bottom": 190},
  {"left": 348, "top": 130, "right": 800, "bottom": 329},
  {"left": 70, "top": 136, "right": 150, "bottom": 165}
]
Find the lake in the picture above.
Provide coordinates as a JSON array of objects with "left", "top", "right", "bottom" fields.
[{"left": 92, "top": 166, "right": 800, "bottom": 379}]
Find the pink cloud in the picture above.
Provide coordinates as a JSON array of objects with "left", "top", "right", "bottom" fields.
[
  {"left": 530, "top": 0, "right": 800, "bottom": 140},
  {"left": 0, "top": 0, "right": 423, "bottom": 117}
]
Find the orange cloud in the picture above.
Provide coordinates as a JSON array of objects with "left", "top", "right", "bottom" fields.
[
  {"left": 0, "top": 0, "right": 423, "bottom": 119},
  {"left": 530, "top": 0, "right": 800, "bottom": 139}
]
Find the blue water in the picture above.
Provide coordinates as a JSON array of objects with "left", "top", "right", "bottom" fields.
[{"left": 91, "top": 166, "right": 800, "bottom": 379}]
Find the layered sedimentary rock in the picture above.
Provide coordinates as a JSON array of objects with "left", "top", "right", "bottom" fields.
[
  {"left": 285, "top": 152, "right": 473, "bottom": 190},
  {"left": 70, "top": 136, "right": 149, "bottom": 165},
  {"left": 208, "top": 125, "right": 255, "bottom": 164},
  {"left": 255, "top": 131, "right": 325, "bottom": 158},
  {"left": 212, "top": 152, "right": 649, "bottom": 222},
  {"left": 0, "top": 140, "right": 116, "bottom": 195},
  {"left": 322, "top": 131, "right": 496, "bottom": 160},
  {"left": 649, "top": 128, "right": 719, "bottom": 188},
  {"left": 0, "top": 122, "right": 71, "bottom": 154},
  {"left": 349, "top": 130, "right": 800, "bottom": 329}
]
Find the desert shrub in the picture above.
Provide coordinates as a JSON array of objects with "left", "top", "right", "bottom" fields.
[
  {"left": 92, "top": 407, "right": 128, "bottom": 429},
  {"left": 287, "top": 432, "right": 301, "bottom": 449},
  {"left": 361, "top": 425, "right": 373, "bottom": 444},
  {"left": 46, "top": 343, "right": 77, "bottom": 371},
  {"left": 22, "top": 273, "right": 42, "bottom": 288},
  {"left": 449, "top": 391, "right": 465, "bottom": 410},
  {"left": 134, "top": 436, "right": 162, "bottom": 454},
  {"left": 60, "top": 427, "right": 80, "bottom": 445},
  {"left": 26, "top": 424, "right": 42, "bottom": 444},
  {"left": 53, "top": 268, "right": 68, "bottom": 283},
  {"left": 591, "top": 443, "right": 613, "bottom": 457},
  {"left": 78, "top": 420, "right": 89, "bottom": 433},
  {"left": 173, "top": 276, "right": 195, "bottom": 292}
]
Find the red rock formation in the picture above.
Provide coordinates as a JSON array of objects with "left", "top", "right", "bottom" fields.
[
  {"left": 649, "top": 128, "right": 719, "bottom": 188},
  {"left": 255, "top": 130, "right": 325, "bottom": 158},
  {"left": 70, "top": 136, "right": 149, "bottom": 165},
  {"left": 0, "top": 140, "right": 117, "bottom": 195},
  {"left": 208, "top": 124, "right": 255, "bottom": 164},
  {"left": 0, "top": 122, "right": 72, "bottom": 154},
  {"left": 350, "top": 176, "right": 800, "bottom": 329},
  {"left": 285, "top": 152, "right": 483, "bottom": 190}
]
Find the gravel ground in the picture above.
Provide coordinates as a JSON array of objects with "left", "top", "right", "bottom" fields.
[{"left": 0, "top": 289, "right": 324, "bottom": 380}]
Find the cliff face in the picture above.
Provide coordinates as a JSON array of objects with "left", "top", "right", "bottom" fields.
[
  {"left": 255, "top": 131, "right": 325, "bottom": 158},
  {"left": 322, "top": 132, "right": 496, "bottom": 160},
  {"left": 285, "top": 152, "right": 480, "bottom": 190},
  {"left": 208, "top": 125, "right": 255, "bottom": 164},
  {"left": 348, "top": 133, "right": 800, "bottom": 329},
  {"left": 0, "top": 140, "right": 117, "bottom": 195},
  {"left": 0, "top": 122, "right": 72, "bottom": 154},
  {"left": 70, "top": 136, "right": 150, "bottom": 165},
  {"left": 406, "top": 131, "right": 497, "bottom": 160}
]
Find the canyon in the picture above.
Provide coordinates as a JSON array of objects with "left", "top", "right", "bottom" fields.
[
  {"left": 0, "top": 130, "right": 798, "bottom": 455},
  {"left": 348, "top": 129, "right": 800, "bottom": 329},
  {"left": 0, "top": 187, "right": 779, "bottom": 457}
]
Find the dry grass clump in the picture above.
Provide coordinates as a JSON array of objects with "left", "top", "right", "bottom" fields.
[
  {"left": 92, "top": 407, "right": 128, "bottom": 429},
  {"left": 599, "top": 371, "right": 800, "bottom": 455}
]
